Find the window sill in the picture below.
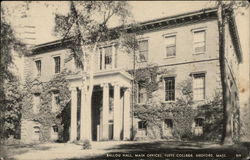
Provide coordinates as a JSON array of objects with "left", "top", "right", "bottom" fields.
[
  {"left": 193, "top": 99, "right": 205, "bottom": 103},
  {"left": 35, "top": 75, "right": 41, "bottom": 79},
  {"left": 54, "top": 72, "right": 60, "bottom": 75},
  {"left": 137, "top": 102, "right": 147, "bottom": 105},
  {"left": 137, "top": 60, "right": 148, "bottom": 63},
  {"left": 164, "top": 56, "right": 176, "bottom": 59},
  {"left": 162, "top": 100, "right": 176, "bottom": 104},
  {"left": 138, "top": 129, "right": 146, "bottom": 131},
  {"left": 193, "top": 52, "right": 205, "bottom": 55}
]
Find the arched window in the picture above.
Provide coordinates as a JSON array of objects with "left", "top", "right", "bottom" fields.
[{"left": 33, "top": 126, "right": 40, "bottom": 141}]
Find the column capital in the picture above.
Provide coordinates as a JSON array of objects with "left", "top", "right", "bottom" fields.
[
  {"left": 80, "top": 84, "right": 87, "bottom": 92},
  {"left": 69, "top": 87, "right": 77, "bottom": 92},
  {"left": 125, "top": 87, "right": 132, "bottom": 92},
  {"left": 111, "top": 82, "right": 120, "bottom": 88},
  {"left": 100, "top": 83, "right": 109, "bottom": 88}
]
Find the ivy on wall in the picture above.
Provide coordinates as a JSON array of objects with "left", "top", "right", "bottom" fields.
[
  {"left": 133, "top": 66, "right": 226, "bottom": 141},
  {"left": 22, "top": 71, "right": 71, "bottom": 142}
]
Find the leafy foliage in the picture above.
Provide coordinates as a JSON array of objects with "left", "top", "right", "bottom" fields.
[
  {"left": 0, "top": 79, "right": 23, "bottom": 139},
  {"left": 0, "top": 3, "right": 29, "bottom": 140},
  {"left": 82, "top": 139, "right": 92, "bottom": 150},
  {"left": 22, "top": 71, "right": 70, "bottom": 142},
  {"left": 0, "top": 5, "right": 27, "bottom": 81},
  {"left": 133, "top": 66, "right": 224, "bottom": 141}
]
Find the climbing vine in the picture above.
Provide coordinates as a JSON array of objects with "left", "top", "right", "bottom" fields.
[
  {"left": 22, "top": 71, "right": 71, "bottom": 142},
  {"left": 133, "top": 65, "right": 224, "bottom": 141}
]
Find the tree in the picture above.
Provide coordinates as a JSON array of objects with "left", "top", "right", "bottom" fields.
[
  {"left": 54, "top": 1, "right": 132, "bottom": 141},
  {"left": 0, "top": 2, "right": 28, "bottom": 139},
  {"left": 215, "top": 1, "right": 249, "bottom": 145}
]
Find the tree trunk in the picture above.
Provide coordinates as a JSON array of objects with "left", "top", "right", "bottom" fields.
[{"left": 217, "top": 3, "right": 233, "bottom": 145}]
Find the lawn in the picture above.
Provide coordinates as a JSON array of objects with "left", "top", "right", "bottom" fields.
[{"left": 1, "top": 141, "right": 250, "bottom": 160}]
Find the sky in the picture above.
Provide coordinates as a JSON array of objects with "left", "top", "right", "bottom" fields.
[{"left": 2, "top": 1, "right": 249, "bottom": 105}]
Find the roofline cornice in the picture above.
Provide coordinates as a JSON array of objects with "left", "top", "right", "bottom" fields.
[
  {"left": 31, "top": 7, "right": 218, "bottom": 55},
  {"left": 30, "top": 6, "right": 243, "bottom": 63}
]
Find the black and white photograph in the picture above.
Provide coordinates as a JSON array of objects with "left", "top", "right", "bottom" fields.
[{"left": 0, "top": 1, "right": 249, "bottom": 160}]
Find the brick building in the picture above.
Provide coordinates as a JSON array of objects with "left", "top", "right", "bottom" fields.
[{"left": 21, "top": 8, "right": 242, "bottom": 143}]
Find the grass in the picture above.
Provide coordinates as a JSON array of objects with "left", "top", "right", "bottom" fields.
[{"left": 1, "top": 140, "right": 249, "bottom": 160}]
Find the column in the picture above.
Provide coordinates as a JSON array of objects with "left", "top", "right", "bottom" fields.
[
  {"left": 112, "top": 44, "right": 116, "bottom": 69},
  {"left": 70, "top": 87, "right": 77, "bottom": 141},
  {"left": 123, "top": 88, "right": 131, "bottom": 140},
  {"left": 80, "top": 85, "right": 92, "bottom": 141},
  {"left": 101, "top": 48, "right": 105, "bottom": 70},
  {"left": 113, "top": 83, "right": 121, "bottom": 140},
  {"left": 101, "top": 83, "right": 109, "bottom": 140}
]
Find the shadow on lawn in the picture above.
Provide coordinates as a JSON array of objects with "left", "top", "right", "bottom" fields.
[
  {"left": 1, "top": 143, "right": 51, "bottom": 160},
  {"left": 65, "top": 141, "right": 250, "bottom": 160}
]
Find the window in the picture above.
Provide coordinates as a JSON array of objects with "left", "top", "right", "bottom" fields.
[
  {"left": 138, "top": 82, "right": 147, "bottom": 103},
  {"left": 35, "top": 60, "right": 41, "bottom": 76},
  {"left": 138, "top": 121, "right": 147, "bottom": 130},
  {"left": 33, "top": 126, "right": 40, "bottom": 141},
  {"left": 165, "top": 35, "right": 176, "bottom": 57},
  {"left": 195, "top": 118, "right": 204, "bottom": 127},
  {"left": 104, "top": 46, "right": 112, "bottom": 68},
  {"left": 193, "top": 30, "right": 206, "bottom": 54},
  {"left": 54, "top": 56, "right": 61, "bottom": 73},
  {"left": 52, "top": 125, "right": 58, "bottom": 133},
  {"left": 164, "top": 119, "right": 173, "bottom": 129},
  {"left": 33, "top": 93, "right": 40, "bottom": 114},
  {"left": 75, "top": 58, "right": 83, "bottom": 70},
  {"left": 164, "top": 77, "right": 175, "bottom": 101},
  {"left": 52, "top": 92, "right": 60, "bottom": 112},
  {"left": 193, "top": 73, "right": 205, "bottom": 100},
  {"left": 138, "top": 40, "right": 148, "bottom": 62},
  {"left": 100, "top": 46, "right": 114, "bottom": 70}
]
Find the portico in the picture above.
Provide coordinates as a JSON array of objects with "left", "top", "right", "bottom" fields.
[{"left": 67, "top": 69, "right": 132, "bottom": 141}]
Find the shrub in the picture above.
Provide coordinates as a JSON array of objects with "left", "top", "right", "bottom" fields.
[{"left": 82, "top": 139, "right": 91, "bottom": 150}]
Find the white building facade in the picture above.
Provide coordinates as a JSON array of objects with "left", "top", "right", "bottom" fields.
[{"left": 21, "top": 8, "right": 242, "bottom": 143}]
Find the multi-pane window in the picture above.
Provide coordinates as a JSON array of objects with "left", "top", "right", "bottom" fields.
[
  {"left": 193, "top": 30, "right": 206, "bottom": 54},
  {"left": 33, "top": 93, "right": 40, "bottom": 114},
  {"left": 100, "top": 46, "right": 114, "bottom": 70},
  {"left": 138, "top": 82, "right": 147, "bottom": 103},
  {"left": 164, "top": 77, "right": 175, "bottom": 101},
  {"left": 35, "top": 60, "right": 41, "bottom": 76},
  {"left": 138, "top": 40, "right": 148, "bottom": 62},
  {"left": 54, "top": 56, "right": 61, "bottom": 73},
  {"left": 138, "top": 121, "right": 147, "bottom": 130},
  {"left": 164, "top": 119, "right": 173, "bottom": 129},
  {"left": 52, "top": 92, "right": 60, "bottom": 112},
  {"left": 104, "top": 46, "right": 112, "bottom": 68},
  {"left": 165, "top": 35, "right": 176, "bottom": 57},
  {"left": 193, "top": 73, "right": 205, "bottom": 100}
]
